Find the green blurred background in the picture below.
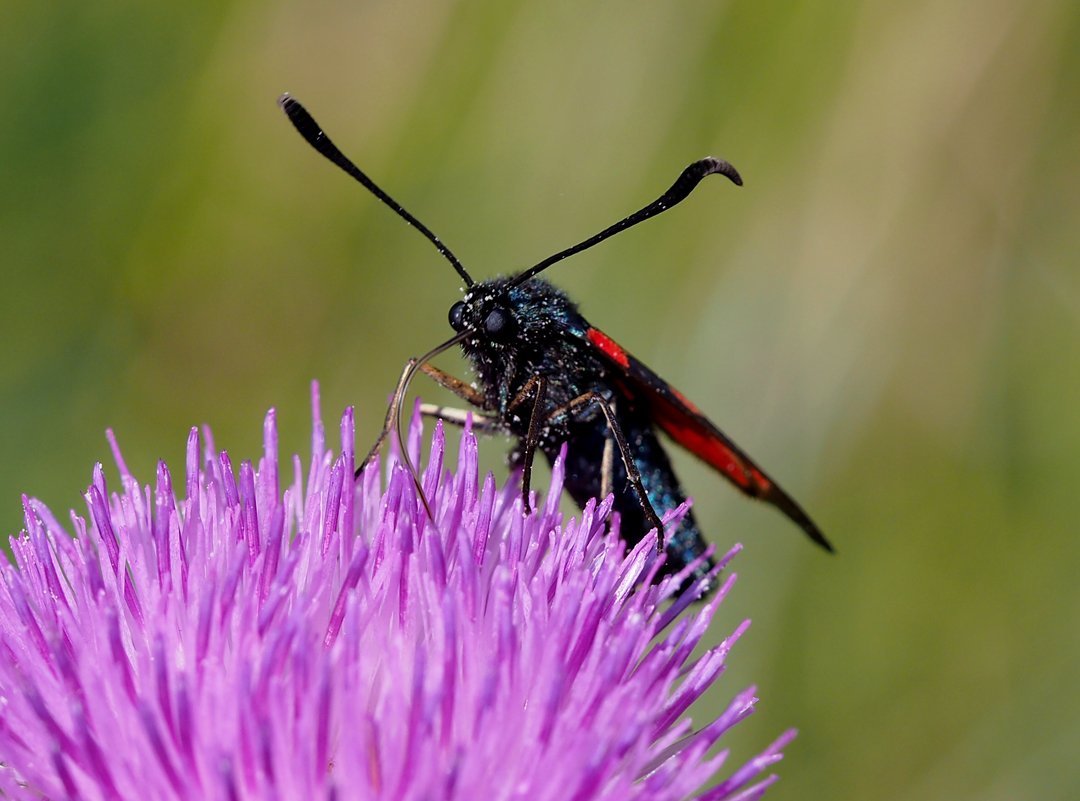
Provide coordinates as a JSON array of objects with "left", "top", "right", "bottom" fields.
[{"left": 3, "top": 1, "right": 1078, "bottom": 798}]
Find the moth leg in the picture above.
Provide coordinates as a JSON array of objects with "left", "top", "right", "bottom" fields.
[
  {"left": 600, "top": 415, "right": 615, "bottom": 501},
  {"left": 500, "top": 375, "right": 548, "bottom": 516},
  {"left": 520, "top": 376, "right": 549, "bottom": 516},
  {"left": 418, "top": 403, "right": 501, "bottom": 433},
  {"left": 548, "top": 391, "right": 665, "bottom": 553},
  {"left": 419, "top": 363, "right": 487, "bottom": 407},
  {"left": 425, "top": 367, "right": 547, "bottom": 516}
]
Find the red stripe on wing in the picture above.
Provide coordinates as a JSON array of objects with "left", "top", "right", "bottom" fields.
[
  {"left": 647, "top": 390, "right": 758, "bottom": 491},
  {"left": 587, "top": 326, "right": 760, "bottom": 491},
  {"left": 638, "top": 371, "right": 831, "bottom": 549},
  {"left": 587, "top": 327, "right": 630, "bottom": 369}
]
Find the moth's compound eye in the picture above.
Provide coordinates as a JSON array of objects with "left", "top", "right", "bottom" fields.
[
  {"left": 448, "top": 301, "right": 467, "bottom": 331},
  {"left": 484, "top": 307, "right": 515, "bottom": 339}
]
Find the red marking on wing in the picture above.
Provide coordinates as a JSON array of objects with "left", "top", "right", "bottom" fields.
[
  {"left": 669, "top": 385, "right": 702, "bottom": 415},
  {"left": 649, "top": 391, "right": 756, "bottom": 490},
  {"left": 586, "top": 330, "right": 761, "bottom": 492},
  {"left": 587, "top": 328, "right": 630, "bottom": 369},
  {"left": 649, "top": 384, "right": 831, "bottom": 550},
  {"left": 748, "top": 467, "right": 772, "bottom": 492}
]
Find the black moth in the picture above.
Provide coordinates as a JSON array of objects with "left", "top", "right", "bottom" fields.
[{"left": 280, "top": 94, "right": 832, "bottom": 596}]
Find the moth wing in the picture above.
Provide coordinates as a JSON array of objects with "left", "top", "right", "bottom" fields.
[{"left": 585, "top": 326, "right": 832, "bottom": 551}]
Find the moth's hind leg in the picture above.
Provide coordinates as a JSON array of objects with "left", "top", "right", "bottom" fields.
[{"left": 547, "top": 391, "right": 666, "bottom": 553}]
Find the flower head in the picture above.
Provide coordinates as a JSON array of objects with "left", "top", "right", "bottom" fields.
[{"left": 0, "top": 383, "right": 793, "bottom": 800}]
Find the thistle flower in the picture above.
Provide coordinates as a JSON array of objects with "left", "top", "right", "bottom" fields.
[{"left": 0, "top": 383, "right": 794, "bottom": 800}]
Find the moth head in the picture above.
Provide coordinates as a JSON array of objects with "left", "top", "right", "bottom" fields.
[{"left": 448, "top": 289, "right": 519, "bottom": 344}]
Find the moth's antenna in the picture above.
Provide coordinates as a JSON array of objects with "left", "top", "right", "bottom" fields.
[
  {"left": 510, "top": 158, "right": 742, "bottom": 288},
  {"left": 279, "top": 93, "right": 475, "bottom": 288}
]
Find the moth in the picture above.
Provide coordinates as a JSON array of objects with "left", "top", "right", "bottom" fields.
[{"left": 280, "top": 94, "right": 832, "bottom": 594}]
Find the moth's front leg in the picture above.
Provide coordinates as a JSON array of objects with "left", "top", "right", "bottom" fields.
[
  {"left": 356, "top": 357, "right": 419, "bottom": 478},
  {"left": 419, "top": 363, "right": 488, "bottom": 408},
  {"left": 356, "top": 362, "right": 493, "bottom": 479}
]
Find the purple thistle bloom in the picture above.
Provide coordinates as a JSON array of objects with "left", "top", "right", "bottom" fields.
[{"left": 1, "top": 383, "right": 794, "bottom": 800}]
